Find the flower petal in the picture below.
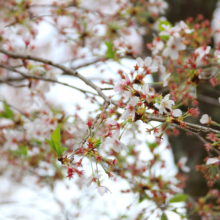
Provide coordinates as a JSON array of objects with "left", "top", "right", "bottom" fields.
[{"left": 172, "top": 109, "right": 182, "bottom": 117}]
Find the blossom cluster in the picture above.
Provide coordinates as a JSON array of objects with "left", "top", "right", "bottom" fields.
[{"left": 1, "top": 1, "right": 220, "bottom": 219}]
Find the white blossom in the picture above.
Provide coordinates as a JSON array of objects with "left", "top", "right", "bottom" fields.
[
  {"left": 121, "top": 97, "right": 139, "bottom": 120},
  {"left": 105, "top": 129, "right": 128, "bottom": 152},
  {"left": 148, "top": 0, "right": 168, "bottom": 14},
  {"left": 206, "top": 158, "right": 219, "bottom": 165},
  {"left": 136, "top": 57, "right": 158, "bottom": 72},
  {"left": 178, "top": 156, "right": 190, "bottom": 173},
  {"left": 151, "top": 38, "right": 164, "bottom": 55},
  {"left": 163, "top": 72, "right": 171, "bottom": 87},
  {"left": 200, "top": 114, "right": 209, "bottom": 124},
  {"left": 97, "top": 186, "right": 111, "bottom": 196},
  {"left": 172, "top": 109, "right": 182, "bottom": 117},
  {"left": 153, "top": 56, "right": 166, "bottom": 76},
  {"left": 162, "top": 36, "right": 186, "bottom": 60},
  {"left": 141, "top": 83, "right": 149, "bottom": 95},
  {"left": 86, "top": 174, "right": 102, "bottom": 187},
  {"left": 159, "top": 94, "right": 175, "bottom": 114},
  {"left": 159, "top": 25, "right": 180, "bottom": 38},
  {"left": 195, "top": 46, "right": 211, "bottom": 66},
  {"left": 178, "top": 21, "right": 194, "bottom": 34}
]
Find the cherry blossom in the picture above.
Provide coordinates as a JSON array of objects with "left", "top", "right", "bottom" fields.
[
  {"left": 114, "top": 74, "right": 132, "bottom": 95},
  {"left": 136, "top": 57, "right": 158, "bottom": 73},
  {"left": 151, "top": 37, "right": 164, "bottom": 55},
  {"left": 200, "top": 114, "right": 210, "bottom": 124},
  {"left": 195, "top": 46, "right": 211, "bottom": 66},
  {"left": 162, "top": 36, "right": 186, "bottom": 60},
  {"left": 163, "top": 72, "right": 171, "bottom": 87},
  {"left": 97, "top": 185, "right": 111, "bottom": 196},
  {"left": 1, "top": 1, "right": 220, "bottom": 218},
  {"left": 153, "top": 56, "right": 166, "bottom": 76},
  {"left": 105, "top": 129, "right": 128, "bottom": 152},
  {"left": 172, "top": 109, "right": 182, "bottom": 117},
  {"left": 106, "top": 120, "right": 120, "bottom": 130},
  {"left": 121, "top": 97, "right": 139, "bottom": 120},
  {"left": 159, "top": 94, "right": 175, "bottom": 114},
  {"left": 178, "top": 156, "right": 190, "bottom": 173},
  {"left": 86, "top": 174, "right": 102, "bottom": 187},
  {"left": 206, "top": 158, "right": 220, "bottom": 165},
  {"left": 178, "top": 21, "right": 194, "bottom": 34},
  {"left": 140, "top": 83, "right": 150, "bottom": 97},
  {"left": 148, "top": 0, "right": 168, "bottom": 15},
  {"left": 159, "top": 25, "right": 180, "bottom": 38},
  {"left": 114, "top": 81, "right": 126, "bottom": 95}
]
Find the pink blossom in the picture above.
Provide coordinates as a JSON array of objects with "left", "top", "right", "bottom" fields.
[
  {"left": 105, "top": 129, "right": 128, "bottom": 152},
  {"left": 114, "top": 74, "right": 132, "bottom": 95},
  {"left": 106, "top": 120, "right": 120, "bottom": 130},
  {"left": 114, "top": 81, "right": 127, "bottom": 95}
]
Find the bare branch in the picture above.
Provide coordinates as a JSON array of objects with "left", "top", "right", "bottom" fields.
[
  {"left": 0, "top": 49, "right": 109, "bottom": 100},
  {"left": 145, "top": 114, "right": 220, "bottom": 135},
  {"left": 0, "top": 64, "right": 98, "bottom": 96}
]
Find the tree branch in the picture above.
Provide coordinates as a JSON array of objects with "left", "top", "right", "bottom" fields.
[
  {"left": 145, "top": 114, "right": 220, "bottom": 135},
  {"left": 0, "top": 64, "right": 98, "bottom": 96},
  {"left": 0, "top": 49, "right": 109, "bottom": 101}
]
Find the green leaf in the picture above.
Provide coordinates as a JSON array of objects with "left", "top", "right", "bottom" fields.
[
  {"left": 161, "top": 213, "right": 168, "bottom": 220},
  {"left": 45, "top": 124, "right": 68, "bottom": 157},
  {"left": 169, "top": 193, "right": 188, "bottom": 203},
  {"left": 139, "top": 191, "right": 150, "bottom": 203},
  {"left": 94, "top": 138, "right": 102, "bottom": 148},
  {"left": 60, "top": 147, "right": 68, "bottom": 155},
  {"left": 147, "top": 141, "right": 158, "bottom": 150},
  {"left": 105, "top": 41, "right": 116, "bottom": 59},
  {"left": 45, "top": 139, "right": 56, "bottom": 151},
  {"left": 158, "top": 20, "right": 173, "bottom": 32},
  {"left": 0, "top": 102, "right": 14, "bottom": 120},
  {"left": 51, "top": 124, "right": 61, "bottom": 147}
]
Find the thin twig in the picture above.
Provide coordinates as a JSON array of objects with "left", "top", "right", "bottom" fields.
[
  {"left": 145, "top": 114, "right": 220, "bottom": 135},
  {"left": 0, "top": 48, "right": 109, "bottom": 102}
]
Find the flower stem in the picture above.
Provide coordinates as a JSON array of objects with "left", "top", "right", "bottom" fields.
[
  {"left": 89, "top": 155, "right": 94, "bottom": 177},
  {"left": 93, "top": 119, "right": 103, "bottom": 138}
]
